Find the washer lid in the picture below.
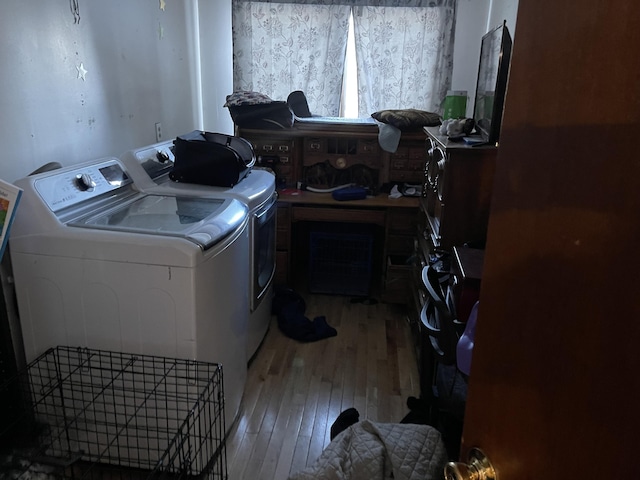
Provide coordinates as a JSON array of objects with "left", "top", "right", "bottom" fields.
[{"left": 69, "top": 194, "right": 248, "bottom": 250}]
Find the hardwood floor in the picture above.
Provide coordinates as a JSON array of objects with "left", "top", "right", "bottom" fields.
[{"left": 224, "top": 293, "right": 421, "bottom": 480}]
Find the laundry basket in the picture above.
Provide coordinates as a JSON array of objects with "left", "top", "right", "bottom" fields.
[{"left": 0, "top": 346, "right": 227, "bottom": 479}]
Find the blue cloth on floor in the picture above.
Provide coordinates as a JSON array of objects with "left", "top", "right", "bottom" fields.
[{"left": 272, "top": 287, "right": 337, "bottom": 342}]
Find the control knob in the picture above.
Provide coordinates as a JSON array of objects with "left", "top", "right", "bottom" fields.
[
  {"left": 75, "top": 173, "right": 96, "bottom": 192},
  {"left": 156, "top": 150, "right": 171, "bottom": 163}
]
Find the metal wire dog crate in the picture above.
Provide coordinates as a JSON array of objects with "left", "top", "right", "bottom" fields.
[{"left": 0, "top": 346, "right": 227, "bottom": 479}]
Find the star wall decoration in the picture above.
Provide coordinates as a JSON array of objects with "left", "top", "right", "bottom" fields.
[
  {"left": 70, "top": 0, "right": 80, "bottom": 24},
  {"left": 76, "top": 62, "right": 88, "bottom": 81}
]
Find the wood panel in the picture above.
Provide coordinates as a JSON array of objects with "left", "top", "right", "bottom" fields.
[
  {"left": 461, "top": 1, "right": 640, "bottom": 478},
  {"left": 291, "top": 205, "right": 386, "bottom": 226}
]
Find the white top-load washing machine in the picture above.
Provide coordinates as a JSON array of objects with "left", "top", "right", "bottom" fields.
[
  {"left": 9, "top": 157, "right": 250, "bottom": 431},
  {"left": 120, "top": 136, "right": 277, "bottom": 362}
]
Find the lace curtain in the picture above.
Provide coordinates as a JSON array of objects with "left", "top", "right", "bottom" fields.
[
  {"left": 232, "top": 2, "right": 351, "bottom": 116},
  {"left": 353, "top": 5, "right": 456, "bottom": 114},
  {"left": 231, "top": 0, "right": 456, "bottom": 116}
]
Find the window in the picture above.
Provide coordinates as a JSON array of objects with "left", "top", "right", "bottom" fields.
[
  {"left": 341, "top": 11, "right": 358, "bottom": 117},
  {"left": 231, "top": 1, "right": 456, "bottom": 118}
]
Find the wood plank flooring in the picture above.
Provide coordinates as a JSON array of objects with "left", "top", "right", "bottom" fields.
[{"left": 225, "top": 293, "right": 421, "bottom": 480}]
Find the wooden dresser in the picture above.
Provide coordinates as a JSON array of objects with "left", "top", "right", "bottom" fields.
[{"left": 422, "top": 126, "right": 497, "bottom": 252}]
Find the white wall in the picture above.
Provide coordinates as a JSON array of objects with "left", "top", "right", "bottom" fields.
[
  {"left": 451, "top": 0, "right": 519, "bottom": 117},
  {"left": 0, "top": 0, "right": 514, "bottom": 182},
  {"left": 487, "top": 0, "right": 520, "bottom": 34},
  {"left": 0, "top": 0, "right": 232, "bottom": 182},
  {"left": 198, "top": 0, "right": 235, "bottom": 135}
]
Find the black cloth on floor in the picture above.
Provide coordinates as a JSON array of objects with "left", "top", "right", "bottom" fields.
[
  {"left": 400, "top": 396, "right": 431, "bottom": 425},
  {"left": 272, "top": 287, "right": 337, "bottom": 342},
  {"left": 330, "top": 408, "right": 360, "bottom": 440}
]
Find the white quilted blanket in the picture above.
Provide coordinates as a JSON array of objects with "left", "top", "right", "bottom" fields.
[{"left": 288, "top": 420, "right": 447, "bottom": 480}]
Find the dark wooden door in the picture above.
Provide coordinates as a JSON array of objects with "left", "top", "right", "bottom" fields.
[{"left": 460, "top": 1, "right": 640, "bottom": 478}]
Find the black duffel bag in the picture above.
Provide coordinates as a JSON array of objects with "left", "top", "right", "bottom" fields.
[
  {"left": 224, "top": 91, "right": 294, "bottom": 130},
  {"left": 169, "top": 131, "right": 255, "bottom": 187},
  {"left": 227, "top": 101, "right": 294, "bottom": 130}
]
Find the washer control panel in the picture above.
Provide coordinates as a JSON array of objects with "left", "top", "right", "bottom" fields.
[
  {"left": 130, "top": 141, "right": 175, "bottom": 182},
  {"left": 34, "top": 158, "right": 133, "bottom": 213}
]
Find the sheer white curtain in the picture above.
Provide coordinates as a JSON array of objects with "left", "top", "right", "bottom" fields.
[
  {"left": 232, "top": 1, "right": 351, "bottom": 116},
  {"left": 231, "top": 0, "right": 456, "bottom": 117},
  {"left": 352, "top": 3, "right": 456, "bottom": 115}
]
